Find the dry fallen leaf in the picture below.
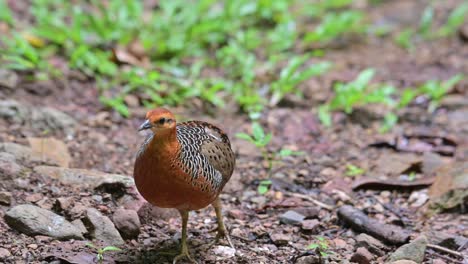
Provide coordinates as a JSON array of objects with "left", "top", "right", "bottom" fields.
[{"left": 28, "top": 137, "right": 71, "bottom": 167}]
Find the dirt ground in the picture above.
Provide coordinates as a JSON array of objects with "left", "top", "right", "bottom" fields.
[{"left": 0, "top": 0, "right": 467, "bottom": 263}]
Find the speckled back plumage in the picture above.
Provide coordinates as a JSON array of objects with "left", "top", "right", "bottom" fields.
[{"left": 172, "top": 121, "right": 235, "bottom": 194}]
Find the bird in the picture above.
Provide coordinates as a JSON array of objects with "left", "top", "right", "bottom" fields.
[{"left": 133, "top": 108, "right": 236, "bottom": 263}]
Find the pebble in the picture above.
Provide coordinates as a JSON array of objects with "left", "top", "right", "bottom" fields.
[
  {"left": 4, "top": 204, "right": 83, "bottom": 240},
  {"left": 301, "top": 219, "right": 320, "bottom": 233},
  {"left": 270, "top": 233, "right": 291, "bottom": 246},
  {"left": 278, "top": 210, "right": 305, "bottom": 225},
  {"left": 389, "top": 235, "right": 427, "bottom": 263},
  {"left": 0, "top": 248, "right": 11, "bottom": 259},
  {"left": 0, "top": 191, "right": 12, "bottom": 205},
  {"left": 112, "top": 208, "right": 141, "bottom": 239},
  {"left": 350, "top": 247, "right": 374, "bottom": 264},
  {"left": 212, "top": 245, "right": 236, "bottom": 258},
  {"left": 356, "top": 233, "right": 386, "bottom": 256}
]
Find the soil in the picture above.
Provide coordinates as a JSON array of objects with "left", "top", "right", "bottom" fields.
[{"left": 0, "top": 0, "right": 467, "bottom": 263}]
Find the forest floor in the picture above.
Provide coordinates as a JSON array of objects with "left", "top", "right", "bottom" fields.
[{"left": 0, "top": 0, "right": 467, "bottom": 263}]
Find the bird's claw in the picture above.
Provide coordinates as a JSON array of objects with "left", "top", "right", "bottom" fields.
[
  {"left": 207, "top": 227, "right": 236, "bottom": 250},
  {"left": 172, "top": 248, "right": 198, "bottom": 264}
]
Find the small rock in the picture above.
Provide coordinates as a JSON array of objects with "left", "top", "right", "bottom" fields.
[
  {"left": 389, "top": 261, "right": 418, "bottom": 264},
  {"left": 251, "top": 196, "right": 267, "bottom": 206},
  {"left": 270, "top": 233, "right": 291, "bottom": 246},
  {"left": 27, "top": 244, "right": 38, "bottom": 249},
  {"left": 4, "top": 204, "right": 83, "bottom": 240},
  {"left": 0, "top": 100, "right": 77, "bottom": 135},
  {"left": 350, "top": 247, "right": 374, "bottom": 264},
  {"left": 294, "top": 207, "right": 320, "bottom": 218},
  {"left": 432, "top": 259, "right": 446, "bottom": 264},
  {"left": 389, "top": 235, "right": 427, "bottom": 263},
  {"left": 301, "top": 219, "right": 320, "bottom": 233},
  {"left": 212, "top": 245, "right": 236, "bottom": 259},
  {"left": 112, "top": 209, "right": 141, "bottom": 239},
  {"left": 69, "top": 203, "right": 87, "bottom": 218},
  {"left": 0, "top": 69, "right": 18, "bottom": 89},
  {"left": 0, "top": 151, "right": 23, "bottom": 180},
  {"left": 83, "top": 208, "right": 124, "bottom": 245},
  {"left": 278, "top": 210, "right": 305, "bottom": 225},
  {"left": 333, "top": 238, "right": 348, "bottom": 249},
  {"left": 25, "top": 193, "right": 43, "bottom": 203},
  {"left": 0, "top": 191, "right": 12, "bottom": 205},
  {"left": 227, "top": 209, "right": 245, "bottom": 220},
  {"left": 71, "top": 219, "right": 88, "bottom": 236},
  {"left": 295, "top": 255, "right": 320, "bottom": 264},
  {"left": 0, "top": 248, "right": 11, "bottom": 260},
  {"left": 137, "top": 203, "right": 178, "bottom": 224},
  {"left": 34, "top": 166, "right": 134, "bottom": 192},
  {"left": 35, "top": 235, "right": 51, "bottom": 243},
  {"left": 55, "top": 197, "right": 73, "bottom": 211},
  {"left": 356, "top": 233, "right": 387, "bottom": 256},
  {"left": 27, "top": 137, "right": 71, "bottom": 168}
]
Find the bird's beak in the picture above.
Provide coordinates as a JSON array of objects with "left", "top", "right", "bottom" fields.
[{"left": 138, "top": 119, "right": 152, "bottom": 131}]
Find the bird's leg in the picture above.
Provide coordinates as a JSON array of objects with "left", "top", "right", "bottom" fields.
[
  {"left": 208, "top": 197, "right": 236, "bottom": 250},
  {"left": 173, "top": 210, "right": 197, "bottom": 264}
]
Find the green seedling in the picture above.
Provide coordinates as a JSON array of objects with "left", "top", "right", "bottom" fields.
[
  {"left": 86, "top": 242, "right": 121, "bottom": 264},
  {"left": 305, "top": 11, "right": 365, "bottom": 44},
  {"left": 418, "top": 74, "right": 464, "bottom": 112},
  {"left": 257, "top": 179, "right": 272, "bottom": 195},
  {"left": 319, "top": 68, "right": 396, "bottom": 126},
  {"left": 0, "top": 0, "right": 13, "bottom": 24},
  {"left": 236, "top": 122, "right": 303, "bottom": 175},
  {"left": 307, "top": 236, "right": 333, "bottom": 258},
  {"left": 436, "top": 3, "right": 468, "bottom": 38},
  {"left": 345, "top": 164, "right": 365, "bottom": 177},
  {"left": 395, "top": 28, "right": 414, "bottom": 50},
  {"left": 270, "top": 56, "right": 331, "bottom": 106}
]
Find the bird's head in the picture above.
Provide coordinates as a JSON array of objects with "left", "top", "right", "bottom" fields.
[{"left": 138, "top": 108, "right": 176, "bottom": 133}]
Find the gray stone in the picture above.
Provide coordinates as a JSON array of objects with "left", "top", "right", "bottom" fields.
[
  {"left": 0, "top": 69, "right": 18, "bottom": 89},
  {"left": 295, "top": 255, "right": 320, "bottom": 264},
  {"left": 0, "top": 191, "right": 12, "bottom": 205},
  {"left": 84, "top": 208, "right": 124, "bottom": 245},
  {"left": 4, "top": 204, "right": 83, "bottom": 240},
  {"left": 0, "top": 151, "right": 24, "bottom": 179},
  {"left": 350, "top": 247, "right": 374, "bottom": 264},
  {"left": 112, "top": 208, "right": 141, "bottom": 239},
  {"left": 390, "top": 261, "right": 418, "bottom": 264},
  {"left": 270, "top": 233, "right": 290, "bottom": 246},
  {"left": 278, "top": 210, "right": 305, "bottom": 225},
  {"left": 0, "top": 143, "right": 60, "bottom": 166},
  {"left": 0, "top": 248, "right": 11, "bottom": 260},
  {"left": 34, "top": 166, "right": 134, "bottom": 191},
  {"left": 212, "top": 245, "right": 236, "bottom": 258},
  {"left": 0, "top": 100, "right": 77, "bottom": 135},
  {"left": 71, "top": 219, "right": 88, "bottom": 235},
  {"left": 389, "top": 235, "right": 427, "bottom": 263},
  {"left": 301, "top": 219, "right": 320, "bottom": 233},
  {"left": 356, "top": 233, "right": 387, "bottom": 256}
]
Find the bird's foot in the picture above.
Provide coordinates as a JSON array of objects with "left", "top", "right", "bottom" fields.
[
  {"left": 172, "top": 247, "right": 198, "bottom": 264},
  {"left": 207, "top": 227, "right": 236, "bottom": 250}
]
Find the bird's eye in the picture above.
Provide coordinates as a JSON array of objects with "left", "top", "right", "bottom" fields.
[{"left": 158, "top": 118, "right": 166, "bottom": 124}]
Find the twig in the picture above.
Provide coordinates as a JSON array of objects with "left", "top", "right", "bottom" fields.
[
  {"left": 427, "top": 243, "right": 465, "bottom": 258},
  {"left": 286, "top": 192, "right": 334, "bottom": 211}
]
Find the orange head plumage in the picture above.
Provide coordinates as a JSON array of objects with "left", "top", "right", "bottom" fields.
[{"left": 138, "top": 108, "right": 176, "bottom": 134}]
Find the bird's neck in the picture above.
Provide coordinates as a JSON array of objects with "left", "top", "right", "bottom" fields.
[{"left": 148, "top": 127, "right": 180, "bottom": 153}]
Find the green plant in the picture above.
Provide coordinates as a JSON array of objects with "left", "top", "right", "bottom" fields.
[
  {"left": 305, "top": 11, "right": 365, "bottom": 44},
  {"left": 257, "top": 179, "right": 272, "bottom": 195},
  {"left": 345, "top": 164, "right": 365, "bottom": 177},
  {"left": 236, "top": 122, "right": 303, "bottom": 179},
  {"left": 436, "top": 3, "right": 468, "bottom": 37},
  {"left": 418, "top": 74, "right": 464, "bottom": 112},
  {"left": 307, "top": 236, "right": 333, "bottom": 258},
  {"left": 318, "top": 68, "right": 396, "bottom": 126},
  {"left": 0, "top": 0, "right": 13, "bottom": 25},
  {"left": 269, "top": 56, "right": 331, "bottom": 105},
  {"left": 86, "top": 243, "right": 121, "bottom": 264},
  {"left": 394, "top": 29, "right": 414, "bottom": 50}
]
